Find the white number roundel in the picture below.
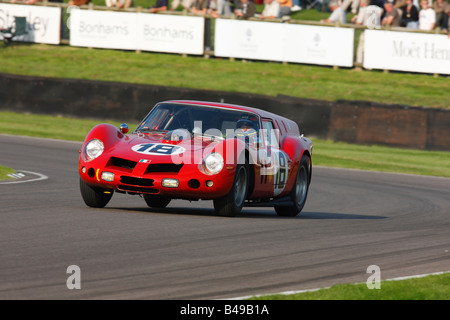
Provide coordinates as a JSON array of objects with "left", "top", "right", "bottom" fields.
[{"left": 132, "top": 143, "right": 185, "bottom": 156}]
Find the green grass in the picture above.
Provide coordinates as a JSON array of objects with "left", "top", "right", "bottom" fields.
[
  {"left": 0, "top": 43, "right": 448, "bottom": 109},
  {"left": 250, "top": 273, "right": 450, "bottom": 300},
  {"left": 313, "top": 139, "right": 450, "bottom": 177},
  {"left": 0, "top": 164, "right": 16, "bottom": 181},
  {"left": 1, "top": 111, "right": 450, "bottom": 178},
  {"left": 0, "top": 111, "right": 137, "bottom": 142}
]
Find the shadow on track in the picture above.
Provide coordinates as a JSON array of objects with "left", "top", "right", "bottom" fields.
[{"left": 105, "top": 206, "right": 387, "bottom": 220}]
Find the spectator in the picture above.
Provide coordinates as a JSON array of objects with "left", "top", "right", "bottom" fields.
[
  {"left": 342, "top": 0, "right": 360, "bottom": 14},
  {"left": 351, "top": 0, "right": 383, "bottom": 26},
  {"left": 400, "top": 0, "right": 419, "bottom": 28},
  {"left": 321, "top": 0, "right": 346, "bottom": 24},
  {"left": 209, "top": 0, "right": 233, "bottom": 17},
  {"left": 230, "top": 0, "right": 243, "bottom": 11},
  {"left": 171, "top": 0, "right": 195, "bottom": 10},
  {"left": 259, "top": 0, "right": 281, "bottom": 19},
  {"left": 394, "top": 0, "right": 406, "bottom": 8},
  {"left": 190, "top": 0, "right": 209, "bottom": 14},
  {"left": 395, "top": 0, "right": 420, "bottom": 11},
  {"left": 105, "top": 0, "right": 133, "bottom": 9},
  {"left": 234, "top": 0, "right": 257, "bottom": 18},
  {"left": 442, "top": 2, "right": 450, "bottom": 32},
  {"left": 12, "top": 0, "right": 71, "bottom": 3},
  {"left": 149, "top": 0, "right": 168, "bottom": 12},
  {"left": 278, "top": 0, "right": 293, "bottom": 17},
  {"left": 353, "top": 0, "right": 383, "bottom": 66},
  {"left": 291, "top": 0, "right": 303, "bottom": 12},
  {"left": 381, "top": 0, "right": 400, "bottom": 26},
  {"left": 69, "top": 0, "right": 91, "bottom": 5},
  {"left": 433, "top": 0, "right": 448, "bottom": 28},
  {"left": 372, "top": 0, "right": 387, "bottom": 9},
  {"left": 418, "top": 0, "right": 436, "bottom": 30}
]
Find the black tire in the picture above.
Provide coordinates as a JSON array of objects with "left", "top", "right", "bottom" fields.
[
  {"left": 213, "top": 163, "right": 249, "bottom": 217},
  {"left": 143, "top": 194, "right": 171, "bottom": 208},
  {"left": 80, "top": 178, "right": 113, "bottom": 208},
  {"left": 275, "top": 155, "right": 311, "bottom": 217}
]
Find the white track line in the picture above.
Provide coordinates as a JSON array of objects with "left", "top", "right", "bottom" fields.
[{"left": 0, "top": 170, "right": 48, "bottom": 185}]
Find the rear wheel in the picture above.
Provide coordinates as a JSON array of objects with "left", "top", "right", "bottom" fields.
[
  {"left": 80, "top": 178, "right": 113, "bottom": 208},
  {"left": 143, "top": 194, "right": 171, "bottom": 208},
  {"left": 213, "top": 163, "right": 249, "bottom": 217},
  {"left": 275, "top": 155, "right": 310, "bottom": 217}
]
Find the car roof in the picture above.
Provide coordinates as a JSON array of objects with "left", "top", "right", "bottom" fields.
[
  {"left": 160, "top": 100, "right": 300, "bottom": 135},
  {"left": 163, "top": 100, "right": 278, "bottom": 119}
]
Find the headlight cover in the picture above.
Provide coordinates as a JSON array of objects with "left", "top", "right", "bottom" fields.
[
  {"left": 201, "top": 152, "right": 224, "bottom": 175},
  {"left": 83, "top": 139, "right": 104, "bottom": 162}
]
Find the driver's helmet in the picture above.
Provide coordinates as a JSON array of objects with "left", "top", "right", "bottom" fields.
[
  {"left": 236, "top": 115, "right": 258, "bottom": 141},
  {"left": 236, "top": 116, "right": 258, "bottom": 131}
]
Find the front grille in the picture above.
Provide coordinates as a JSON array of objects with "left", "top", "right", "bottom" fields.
[
  {"left": 145, "top": 163, "right": 183, "bottom": 174},
  {"left": 120, "top": 176, "right": 154, "bottom": 186},
  {"left": 118, "top": 185, "right": 159, "bottom": 194},
  {"left": 108, "top": 157, "right": 137, "bottom": 170}
]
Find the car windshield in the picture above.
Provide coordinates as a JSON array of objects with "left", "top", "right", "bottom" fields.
[{"left": 136, "top": 103, "right": 260, "bottom": 138}]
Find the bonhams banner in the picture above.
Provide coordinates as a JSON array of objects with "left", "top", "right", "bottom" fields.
[
  {"left": 214, "top": 19, "right": 354, "bottom": 67},
  {"left": 364, "top": 30, "right": 450, "bottom": 75},
  {"left": 70, "top": 9, "right": 204, "bottom": 55},
  {"left": 0, "top": 3, "right": 61, "bottom": 44}
]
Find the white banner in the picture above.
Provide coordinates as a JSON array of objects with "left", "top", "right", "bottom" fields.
[
  {"left": 137, "top": 13, "right": 204, "bottom": 55},
  {"left": 70, "top": 9, "right": 204, "bottom": 55},
  {"left": 364, "top": 30, "right": 450, "bottom": 75},
  {"left": 0, "top": 3, "right": 61, "bottom": 44},
  {"left": 214, "top": 19, "right": 354, "bottom": 67},
  {"left": 70, "top": 9, "right": 137, "bottom": 50}
]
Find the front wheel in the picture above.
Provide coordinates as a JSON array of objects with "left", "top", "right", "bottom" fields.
[
  {"left": 80, "top": 178, "right": 113, "bottom": 208},
  {"left": 275, "top": 155, "right": 311, "bottom": 217},
  {"left": 213, "top": 164, "right": 249, "bottom": 217}
]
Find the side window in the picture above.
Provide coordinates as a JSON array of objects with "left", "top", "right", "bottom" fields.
[{"left": 262, "top": 120, "right": 279, "bottom": 148}]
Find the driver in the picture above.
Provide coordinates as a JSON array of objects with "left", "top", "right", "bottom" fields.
[{"left": 236, "top": 116, "right": 258, "bottom": 144}]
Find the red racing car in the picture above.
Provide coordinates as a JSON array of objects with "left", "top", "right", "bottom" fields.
[{"left": 79, "top": 100, "right": 313, "bottom": 217}]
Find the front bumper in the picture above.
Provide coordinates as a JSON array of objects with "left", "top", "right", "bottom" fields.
[{"left": 79, "top": 157, "right": 236, "bottom": 200}]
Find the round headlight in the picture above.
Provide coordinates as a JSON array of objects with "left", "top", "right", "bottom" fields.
[
  {"left": 84, "top": 139, "right": 104, "bottom": 161},
  {"left": 203, "top": 153, "right": 224, "bottom": 175}
]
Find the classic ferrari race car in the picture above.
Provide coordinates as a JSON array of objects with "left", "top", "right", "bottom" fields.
[{"left": 79, "top": 100, "right": 313, "bottom": 217}]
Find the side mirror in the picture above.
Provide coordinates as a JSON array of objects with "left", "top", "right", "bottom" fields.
[{"left": 119, "top": 123, "right": 129, "bottom": 134}]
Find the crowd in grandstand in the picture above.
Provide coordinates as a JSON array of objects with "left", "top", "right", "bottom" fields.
[{"left": 7, "top": 0, "right": 450, "bottom": 32}]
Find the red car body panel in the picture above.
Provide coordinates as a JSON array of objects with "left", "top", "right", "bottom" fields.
[{"left": 78, "top": 101, "right": 312, "bottom": 205}]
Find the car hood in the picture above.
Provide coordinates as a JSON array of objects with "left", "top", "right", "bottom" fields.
[{"left": 107, "top": 132, "right": 222, "bottom": 163}]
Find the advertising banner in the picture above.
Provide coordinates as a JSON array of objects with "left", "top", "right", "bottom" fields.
[
  {"left": 214, "top": 19, "right": 354, "bottom": 67},
  {"left": 70, "top": 9, "right": 137, "bottom": 50},
  {"left": 70, "top": 9, "right": 204, "bottom": 55},
  {"left": 137, "top": 13, "right": 204, "bottom": 55},
  {"left": 0, "top": 3, "right": 61, "bottom": 44},
  {"left": 364, "top": 30, "right": 450, "bottom": 75}
]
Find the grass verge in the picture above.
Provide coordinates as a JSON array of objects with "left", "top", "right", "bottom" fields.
[
  {"left": 249, "top": 273, "right": 450, "bottom": 300},
  {"left": 0, "top": 164, "right": 16, "bottom": 181},
  {"left": 0, "top": 43, "right": 449, "bottom": 109},
  {"left": 1, "top": 111, "right": 450, "bottom": 178}
]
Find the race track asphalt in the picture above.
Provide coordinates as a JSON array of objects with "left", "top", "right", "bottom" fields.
[{"left": 0, "top": 134, "right": 449, "bottom": 299}]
